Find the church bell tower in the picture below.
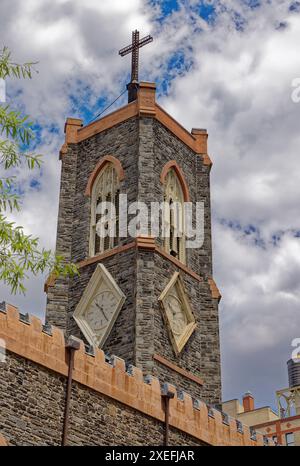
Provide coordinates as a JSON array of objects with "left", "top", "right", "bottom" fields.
[{"left": 45, "top": 33, "right": 222, "bottom": 405}]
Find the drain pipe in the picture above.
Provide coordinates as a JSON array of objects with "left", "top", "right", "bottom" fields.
[
  {"left": 162, "top": 389, "right": 175, "bottom": 446},
  {"left": 61, "top": 336, "right": 80, "bottom": 446}
]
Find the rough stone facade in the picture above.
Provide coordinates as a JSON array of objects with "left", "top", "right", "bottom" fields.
[
  {"left": 45, "top": 83, "right": 221, "bottom": 405},
  {"left": 0, "top": 351, "right": 201, "bottom": 446},
  {"left": 0, "top": 308, "right": 265, "bottom": 446}
]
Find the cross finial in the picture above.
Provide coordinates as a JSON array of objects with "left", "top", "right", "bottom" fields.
[{"left": 119, "top": 30, "right": 153, "bottom": 103}]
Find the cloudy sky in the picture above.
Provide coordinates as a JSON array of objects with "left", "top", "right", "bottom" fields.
[{"left": 1, "top": 0, "right": 300, "bottom": 410}]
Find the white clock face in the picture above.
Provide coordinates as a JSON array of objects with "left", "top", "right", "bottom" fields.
[
  {"left": 159, "top": 272, "right": 196, "bottom": 354},
  {"left": 73, "top": 264, "right": 126, "bottom": 348},
  {"left": 165, "top": 294, "right": 187, "bottom": 337},
  {"left": 85, "top": 290, "right": 118, "bottom": 336}
]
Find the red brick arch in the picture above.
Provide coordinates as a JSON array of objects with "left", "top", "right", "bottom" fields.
[
  {"left": 160, "top": 160, "right": 190, "bottom": 202},
  {"left": 84, "top": 155, "right": 125, "bottom": 196}
]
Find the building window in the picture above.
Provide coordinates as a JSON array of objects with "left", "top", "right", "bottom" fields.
[
  {"left": 163, "top": 168, "right": 185, "bottom": 263},
  {"left": 89, "top": 162, "right": 120, "bottom": 256},
  {"left": 285, "top": 432, "right": 294, "bottom": 446}
]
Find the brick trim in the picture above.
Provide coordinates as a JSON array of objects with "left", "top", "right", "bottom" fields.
[
  {"left": 78, "top": 100, "right": 138, "bottom": 142},
  {"left": 203, "top": 154, "right": 212, "bottom": 166},
  {"left": 77, "top": 242, "right": 136, "bottom": 268},
  {"left": 264, "top": 425, "right": 300, "bottom": 438},
  {"left": 253, "top": 413, "right": 300, "bottom": 429},
  {"left": 160, "top": 160, "right": 191, "bottom": 202},
  {"left": 84, "top": 155, "right": 125, "bottom": 197},
  {"left": 0, "top": 307, "right": 264, "bottom": 446},
  {"left": 155, "top": 247, "right": 203, "bottom": 282},
  {"left": 60, "top": 84, "right": 212, "bottom": 158},
  {"left": 45, "top": 240, "right": 216, "bottom": 291},
  {"left": 153, "top": 354, "right": 204, "bottom": 386},
  {"left": 208, "top": 277, "right": 222, "bottom": 302},
  {"left": 0, "top": 434, "right": 7, "bottom": 446},
  {"left": 136, "top": 235, "right": 156, "bottom": 250}
]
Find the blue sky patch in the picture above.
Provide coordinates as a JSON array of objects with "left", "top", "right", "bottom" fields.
[
  {"left": 157, "top": 48, "right": 194, "bottom": 96},
  {"left": 198, "top": 2, "right": 216, "bottom": 23},
  {"left": 219, "top": 218, "right": 268, "bottom": 248},
  {"left": 29, "top": 178, "right": 41, "bottom": 190},
  {"left": 289, "top": 1, "right": 300, "bottom": 12},
  {"left": 244, "top": 0, "right": 261, "bottom": 8},
  {"left": 150, "top": 0, "right": 180, "bottom": 19}
]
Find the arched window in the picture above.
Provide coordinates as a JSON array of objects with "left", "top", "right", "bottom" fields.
[
  {"left": 89, "top": 162, "right": 120, "bottom": 256},
  {"left": 163, "top": 168, "right": 186, "bottom": 263}
]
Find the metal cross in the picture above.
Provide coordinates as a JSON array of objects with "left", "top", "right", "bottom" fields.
[{"left": 119, "top": 30, "right": 153, "bottom": 84}]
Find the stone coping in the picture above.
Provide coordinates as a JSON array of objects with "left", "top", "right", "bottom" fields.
[
  {"left": 44, "top": 238, "right": 221, "bottom": 296},
  {"left": 60, "top": 82, "right": 212, "bottom": 167},
  {"left": 0, "top": 304, "right": 266, "bottom": 446}
]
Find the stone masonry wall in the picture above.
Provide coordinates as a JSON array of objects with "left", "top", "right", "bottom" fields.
[
  {"left": 67, "top": 247, "right": 137, "bottom": 364},
  {"left": 135, "top": 249, "right": 221, "bottom": 404},
  {"left": 151, "top": 118, "right": 213, "bottom": 278},
  {"left": 46, "top": 117, "right": 139, "bottom": 329},
  {"left": 46, "top": 111, "right": 221, "bottom": 406},
  {"left": 0, "top": 307, "right": 264, "bottom": 446},
  {"left": 72, "top": 118, "right": 139, "bottom": 263},
  {"left": 46, "top": 143, "right": 79, "bottom": 329},
  {"left": 0, "top": 351, "right": 201, "bottom": 446},
  {"left": 134, "top": 117, "right": 220, "bottom": 404}
]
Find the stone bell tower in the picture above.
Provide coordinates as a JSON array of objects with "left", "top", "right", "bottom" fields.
[{"left": 45, "top": 79, "right": 222, "bottom": 405}]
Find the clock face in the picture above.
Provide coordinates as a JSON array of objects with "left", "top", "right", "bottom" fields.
[
  {"left": 73, "top": 264, "right": 126, "bottom": 348},
  {"left": 165, "top": 294, "right": 187, "bottom": 337},
  {"left": 85, "top": 290, "right": 118, "bottom": 337},
  {"left": 159, "top": 272, "right": 196, "bottom": 354}
]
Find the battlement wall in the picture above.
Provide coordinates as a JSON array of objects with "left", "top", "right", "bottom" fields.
[{"left": 0, "top": 304, "right": 266, "bottom": 446}]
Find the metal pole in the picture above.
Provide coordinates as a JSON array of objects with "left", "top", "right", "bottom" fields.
[
  {"left": 162, "top": 391, "right": 174, "bottom": 446},
  {"left": 61, "top": 336, "right": 80, "bottom": 446}
]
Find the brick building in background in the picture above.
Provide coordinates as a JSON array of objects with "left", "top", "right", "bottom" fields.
[
  {"left": 222, "top": 358, "right": 300, "bottom": 446},
  {"left": 0, "top": 79, "right": 271, "bottom": 446}
]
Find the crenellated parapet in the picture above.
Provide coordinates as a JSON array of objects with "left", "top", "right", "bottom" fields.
[{"left": 0, "top": 303, "right": 269, "bottom": 446}]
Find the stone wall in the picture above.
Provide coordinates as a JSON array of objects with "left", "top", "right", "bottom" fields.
[
  {"left": 134, "top": 117, "right": 220, "bottom": 403},
  {"left": 67, "top": 247, "right": 137, "bottom": 365},
  {"left": 0, "top": 306, "right": 265, "bottom": 446},
  {"left": 45, "top": 142, "right": 79, "bottom": 330},
  {"left": 0, "top": 351, "right": 201, "bottom": 446},
  {"left": 46, "top": 117, "right": 139, "bottom": 329},
  {"left": 135, "top": 250, "right": 221, "bottom": 404}
]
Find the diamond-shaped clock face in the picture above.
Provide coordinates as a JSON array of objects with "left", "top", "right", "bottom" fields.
[
  {"left": 159, "top": 272, "right": 196, "bottom": 354},
  {"left": 73, "top": 264, "right": 125, "bottom": 347}
]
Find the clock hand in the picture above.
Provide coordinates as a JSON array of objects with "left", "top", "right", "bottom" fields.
[
  {"left": 101, "top": 308, "right": 108, "bottom": 321},
  {"left": 95, "top": 301, "right": 108, "bottom": 321}
]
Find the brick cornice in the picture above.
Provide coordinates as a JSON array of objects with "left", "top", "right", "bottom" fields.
[
  {"left": 0, "top": 306, "right": 264, "bottom": 446},
  {"left": 45, "top": 240, "right": 220, "bottom": 292},
  {"left": 155, "top": 104, "right": 199, "bottom": 153},
  {"left": 60, "top": 82, "right": 212, "bottom": 162},
  {"left": 78, "top": 100, "right": 138, "bottom": 142},
  {"left": 77, "top": 242, "right": 136, "bottom": 269}
]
